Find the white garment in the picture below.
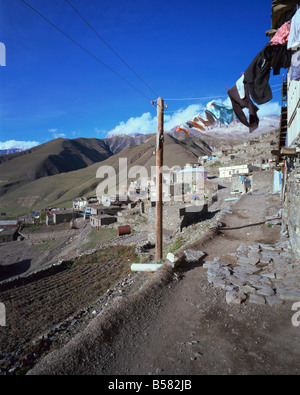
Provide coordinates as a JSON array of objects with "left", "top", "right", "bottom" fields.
[
  {"left": 236, "top": 75, "right": 245, "bottom": 100},
  {"left": 288, "top": 8, "right": 300, "bottom": 50}
]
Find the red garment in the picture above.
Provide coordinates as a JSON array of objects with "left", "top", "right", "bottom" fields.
[
  {"left": 189, "top": 121, "right": 205, "bottom": 131},
  {"left": 176, "top": 126, "right": 189, "bottom": 135},
  {"left": 270, "top": 21, "right": 291, "bottom": 46}
]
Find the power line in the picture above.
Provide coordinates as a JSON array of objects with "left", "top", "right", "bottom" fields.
[
  {"left": 165, "top": 84, "right": 283, "bottom": 102},
  {"left": 165, "top": 95, "right": 228, "bottom": 101},
  {"left": 20, "top": 0, "right": 153, "bottom": 102},
  {"left": 64, "top": 0, "right": 160, "bottom": 98}
]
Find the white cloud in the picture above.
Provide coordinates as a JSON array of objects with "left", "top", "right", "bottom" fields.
[
  {"left": 0, "top": 140, "right": 40, "bottom": 150},
  {"left": 48, "top": 128, "right": 66, "bottom": 139},
  {"left": 106, "top": 104, "right": 205, "bottom": 137},
  {"left": 257, "top": 101, "right": 281, "bottom": 116},
  {"left": 53, "top": 133, "right": 66, "bottom": 139},
  {"left": 106, "top": 112, "right": 157, "bottom": 137}
]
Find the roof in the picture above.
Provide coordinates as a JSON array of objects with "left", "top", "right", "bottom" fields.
[
  {"left": 178, "top": 168, "right": 207, "bottom": 173},
  {"left": 0, "top": 220, "right": 19, "bottom": 227}
]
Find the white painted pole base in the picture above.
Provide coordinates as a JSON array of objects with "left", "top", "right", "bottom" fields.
[{"left": 131, "top": 263, "right": 163, "bottom": 272}]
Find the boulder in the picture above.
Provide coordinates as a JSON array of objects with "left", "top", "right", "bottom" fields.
[{"left": 184, "top": 249, "right": 206, "bottom": 263}]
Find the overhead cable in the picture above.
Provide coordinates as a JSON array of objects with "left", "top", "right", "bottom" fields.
[
  {"left": 64, "top": 0, "right": 160, "bottom": 98},
  {"left": 165, "top": 95, "right": 228, "bottom": 101},
  {"left": 165, "top": 84, "right": 283, "bottom": 102},
  {"left": 20, "top": 0, "right": 152, "bottom": 102}
]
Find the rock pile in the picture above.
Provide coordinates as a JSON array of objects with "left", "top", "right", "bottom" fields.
[{"left": 203, "top": 240, "right": 300, "bottom": 305}]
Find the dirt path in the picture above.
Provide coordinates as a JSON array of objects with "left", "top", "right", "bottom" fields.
[{"left": 28, "top": 193, "right": 300, "bottom": 375}]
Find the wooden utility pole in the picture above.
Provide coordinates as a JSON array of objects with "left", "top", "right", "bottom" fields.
[{"left": 156, "top": 97, "right": 164, "bottom": 261}]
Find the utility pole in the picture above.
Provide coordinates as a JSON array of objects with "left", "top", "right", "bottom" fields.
[{"left": 156, "top": 97, "right": 164, "bottom": 261}]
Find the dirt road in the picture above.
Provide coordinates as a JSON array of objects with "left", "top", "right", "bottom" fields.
[{"left": 28, "top": 193, "right": 300, "bottom": 375}]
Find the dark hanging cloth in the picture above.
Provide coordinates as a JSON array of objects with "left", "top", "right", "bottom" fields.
[
  {"left": 227, "top": 84, "right": 259, "bottom": 133},
  {"left": 244, "top": 43, "right": 291, "bottom": 105},
  {"left": 243, "top": 44, "right": 274, "bottom": 105},
  {"left": 266, "top": 0, "right": 299, "bottom": 37}
]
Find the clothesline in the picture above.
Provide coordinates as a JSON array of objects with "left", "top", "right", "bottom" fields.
[
  {"left": 162, "top": 87, "right": 282, "bottom": 115},
  {"left": 165, "top": 95, "right": 228, "bottom": 101},
  {"left": 164, "top": 84, "right": 283, "bottom": 102}
]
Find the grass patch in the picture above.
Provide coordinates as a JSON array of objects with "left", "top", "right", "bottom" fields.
[
  {"left": 168, "top": 236, "right": 184, "bottom": 253},
  {"left": 73, "top": 245, "right": 140, "bottom": 267},
  {"left": 209, "top": 161, "right": 221, "bottom": 168},
  {"left": 85, "top": 227, "right": 118, "bottom": 250},
  {"left": 33, "top": 238, "right": 56, "bottom": 252}
]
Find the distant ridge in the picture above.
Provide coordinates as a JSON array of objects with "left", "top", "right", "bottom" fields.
[
  {"left": 0, "top": 133, "right": 212, "bottom": 215},
  {"left": 0, "top": 148, "right": 24, "bottom": 155}
]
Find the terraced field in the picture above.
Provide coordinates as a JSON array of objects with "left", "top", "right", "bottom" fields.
[{"left": 0, "top": 246, "right": 136, "bottom": 373}]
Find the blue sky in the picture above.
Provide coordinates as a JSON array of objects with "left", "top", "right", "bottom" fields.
[{"left": 0, "top": 0, "right": 285, "bottom": 149}]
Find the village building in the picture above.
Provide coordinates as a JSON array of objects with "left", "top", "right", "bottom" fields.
[
  {"left": 73, "top": 197, "right": 88, "bottom": 210},
  {"left": 0, "top": 220, "right": 20, "bottom": 229},
  {"left": 46, "top": 210, "right": 82, "bottom": 226},
  {"left": 219, "top": 164, "right": 259, "bottom": 179},
  {"left": 90, "top": 214, "right": 117, "bottom": 228},
  {"left": 0, "top": 227, "right": 19, "bottom": 244}
]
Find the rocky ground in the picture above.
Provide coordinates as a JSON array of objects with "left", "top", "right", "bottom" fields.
[{"left": 23, "top": 192, "right": 300, "bottom": 376}]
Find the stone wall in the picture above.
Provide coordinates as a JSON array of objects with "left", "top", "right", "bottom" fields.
[
  {"left": 53, "top": 212, "right": 81, "bottom": 225},
  {"left": 147, "top": 203, "right": 208, "bottom": 243},
  {"left": 251, "top": 170, "right": 274, "bottom": 194},
  {"left": 282, "top": 157, "right": 300, "bottom": 259}
]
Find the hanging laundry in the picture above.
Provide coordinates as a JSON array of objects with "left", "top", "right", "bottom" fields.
[
  {"left": 266, "top": 0, "right": 299, "bottom": 38},
  {"left": 206, "top": 101, "right": 234, "bottom": 126},
  {"left": 192, "top": 116, "right": 209, "bottom": 127},
  {"left": 244, "top": 43, "right": 291, "bottom": 105},
  {"left": 189, "top": 121, "right": 206, "bottom": 131},
  {"left": 186, "top": 121, "right": 195, "bottom": 129},
  {"left": 288, "top": 8, "right": 300, "bottom": 50},
  {"left": 291, "top": 49, "right": 300, "bottom": 81},
  {"left": 176, "top": 125, "right": 189, "bottom": 135},
  {"left": 270, "top": 20, "right": 291, "bottom": 45},
  {"left": 271, "top": 44, "right": 291, "bottom": 75},
  {"left": 204, "top": 110, "right": 216, "bottom": 126},
  {"left": 227, "top": 78, "right": 260, "bottom": 133},
  {"left": 236, "top": 75, "right": 245, "bottom": 100},
  {"left": 244, "top": 44, "right": 274, "bottom": 105},
  {"left": 192, "top": 112, "right": 216, "bottom": 127}
]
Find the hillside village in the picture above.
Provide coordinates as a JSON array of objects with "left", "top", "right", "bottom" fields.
[{"left": 0, "top": 128, "right": 279, "bottom": 249}]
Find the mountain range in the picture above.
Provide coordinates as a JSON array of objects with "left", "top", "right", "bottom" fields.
[
  {"left": 0, "top": 115, "right": 279, "bottom": 217},
  {"left": 0, "top": 133, "right": 211, "bottom": 216},
  {"left": 0, "top": 148, "right": 24, "bottom": 155}
]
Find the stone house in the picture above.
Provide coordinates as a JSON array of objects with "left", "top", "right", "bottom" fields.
[
  {"left": 0, "top": 227, "right": 19, "bottom": 243},
  {"left": 219, "top": 164, "right": 258, "bottom": 179},
  {"left": 147, "top": 203, "right": 208, "bottom": 243},
  {"left": 46, "top": 210, "right": 82, "bottom": 225},
  {"left": 0, "top": 220, "right": 20, "bottom": 229},
  {"left": 90, "top": 215, "right": 117, "bottom": 228}
]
